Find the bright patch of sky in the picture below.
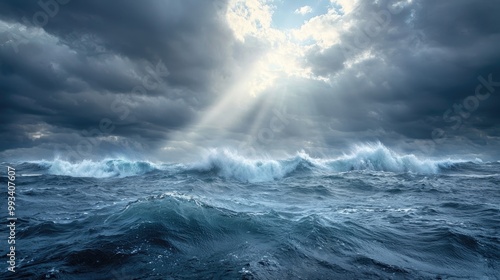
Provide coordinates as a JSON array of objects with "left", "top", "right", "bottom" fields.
[
  {"left": 225, "top": 0, "right": 362, "bottom": 95},
  {"left": 272, "top": 0, "right": 332, "bottom": 29}
]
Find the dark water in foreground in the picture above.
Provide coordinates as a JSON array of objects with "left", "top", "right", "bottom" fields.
[{"left": 1, "top": 147, "right": 499, "bottom": 279}]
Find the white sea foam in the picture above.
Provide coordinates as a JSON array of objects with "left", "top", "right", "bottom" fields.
[
  {"left": 189, "top": 143, "right": 466, "bottom": 182},
  {"left": 45, "top": 159, "right": 159, "bottom": 178},
  {"left": 325, "top": 142, "right": 458, "bottom": 174},
  {"left": 26, "top": 143, "right": 472, "bottom": 180},
  {"left": 190, "top": 149, "right": 313, "bottom": 183}
]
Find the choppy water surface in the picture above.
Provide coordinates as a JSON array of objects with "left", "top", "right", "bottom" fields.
[{"left": 1, "top": 145, "right": 499, "bottom": 279}]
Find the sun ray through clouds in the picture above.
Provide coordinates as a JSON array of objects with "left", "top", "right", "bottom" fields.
[{"left": 159, "top": 0, "right": 327, "bottom": 156}]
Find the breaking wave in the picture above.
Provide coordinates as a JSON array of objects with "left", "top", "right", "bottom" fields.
[
  {"left": 325, "top": 143, "right": 458, "bottom": 173},
  {"left": 189, "top": 149, "right": 319, "bottom": 182},
  {"left": 29, "top": 159, "right": 160, "bottom": 178},
  {"left": 20, "top": 143, "right": 471, "bottom": 180},
  {"left": 189, "top": 143, "right": 467, "bottom": 182}
]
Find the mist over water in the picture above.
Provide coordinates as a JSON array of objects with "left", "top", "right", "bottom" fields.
[{"left": 1, "top": 144, "right": 499, "bottom": 279}]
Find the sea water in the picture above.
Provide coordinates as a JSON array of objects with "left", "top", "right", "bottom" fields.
[{"left": 1, "top": 144, "right": 499, "bottom": 279}]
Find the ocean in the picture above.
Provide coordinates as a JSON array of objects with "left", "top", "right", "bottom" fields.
[{"left": 1, "top": 144, "right": 499, "bottom": 279}]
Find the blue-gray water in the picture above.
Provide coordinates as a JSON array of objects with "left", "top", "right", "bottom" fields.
[{"left": 1, "top": 146, "right": 499, "bottom": 279}]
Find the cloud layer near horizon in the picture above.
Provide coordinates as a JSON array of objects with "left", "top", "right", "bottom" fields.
[{"left": 1, "top": 0, "right": 500, "bottom": 161}]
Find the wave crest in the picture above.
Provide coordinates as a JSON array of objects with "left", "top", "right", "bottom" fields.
[
  {"left": 46, "top": 159, "right": 159, "bottom": 178},
  {"left": 19, "top": 143, "right": 471, "bottom": 180},
  {"left": 189, "top": 144, "right": 465, "bottom": 182},
  {"left": 326, "top": 143, "right": 454, "bottom": 173},
  {"left": 189, "top": 149, "right": 318, "bottom": 183}
]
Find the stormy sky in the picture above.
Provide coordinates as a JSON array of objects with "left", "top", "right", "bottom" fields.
[{"left": 1, "top": 0, "right": 500, "bottom": 162}]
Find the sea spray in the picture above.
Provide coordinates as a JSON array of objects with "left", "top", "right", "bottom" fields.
[
  {"left": 47, "top": 159, "right": 159, "bottom": 178},
  {"left": 27, "top": 143, "right": 469, "bottom": 180}
]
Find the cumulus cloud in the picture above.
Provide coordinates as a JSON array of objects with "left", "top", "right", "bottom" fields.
[{"left": 294, "top": 6, "right": 313, "bottom": 15}]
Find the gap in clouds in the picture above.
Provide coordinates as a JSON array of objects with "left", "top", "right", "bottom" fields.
[{"left": 0, "top": 0, "right": 499, "bottom": 162}]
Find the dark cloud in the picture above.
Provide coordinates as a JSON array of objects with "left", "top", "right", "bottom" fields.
[
  {"left": 297, "top": 0, "right": 500, "bottom": 157},
  {"left": 0, "top": 0, "right": 500, "bottom": 161},
  {"left": 0, "top": 0, "right": 239, "bottom": 160}
]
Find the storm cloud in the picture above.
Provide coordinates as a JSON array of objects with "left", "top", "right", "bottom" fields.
[{"left": 1, "top": 0, "right": 499, "bottom": 161}]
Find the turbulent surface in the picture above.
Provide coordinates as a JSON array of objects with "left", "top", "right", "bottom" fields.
[{"left": 1, "top": 145, "right": 499, "bottom": 279}]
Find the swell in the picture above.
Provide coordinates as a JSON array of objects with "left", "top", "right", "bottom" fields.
[
  {"left": 11, "top": 192, "right": 498, "bottom": 279},
  {"left": 12, "top": 193, "right": 285, "bottom": 279}
]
